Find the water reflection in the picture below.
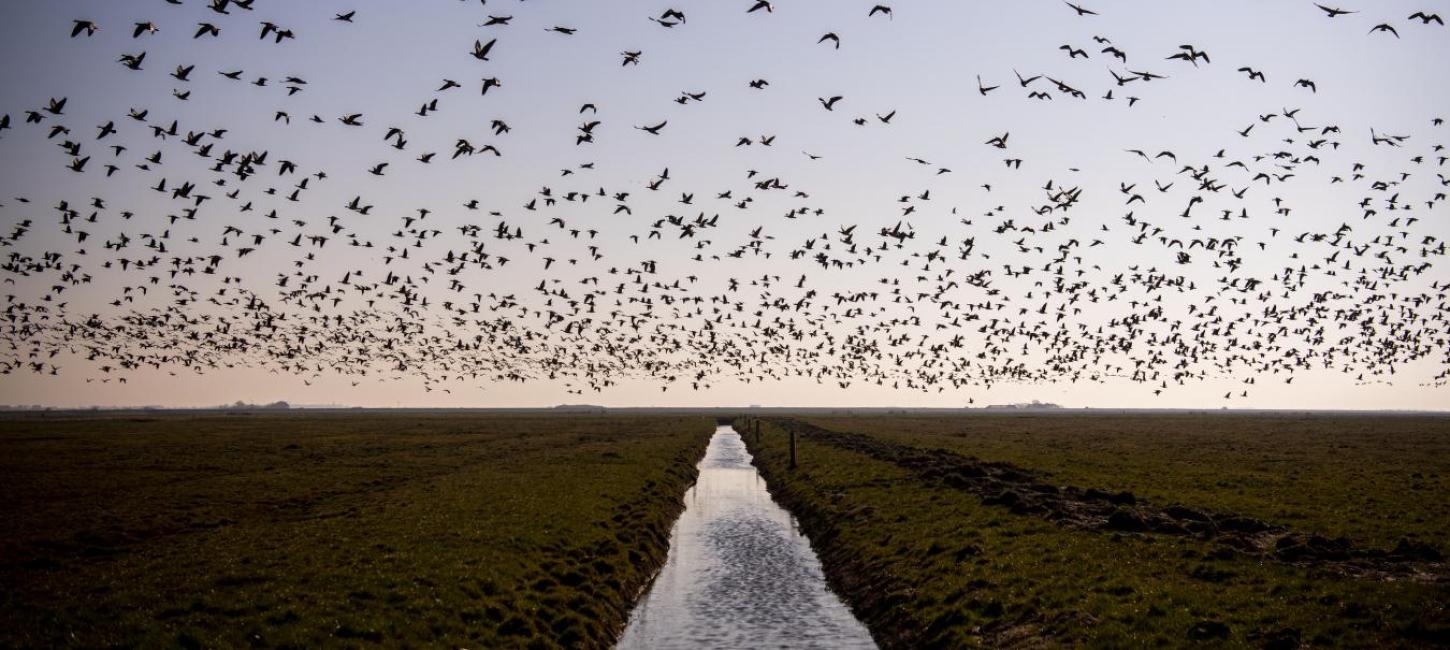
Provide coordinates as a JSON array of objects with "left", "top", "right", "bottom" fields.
[{"left": 617, "top": 426, "right": 875, "bottom": 649}]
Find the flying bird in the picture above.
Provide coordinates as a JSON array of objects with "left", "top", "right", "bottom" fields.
[
  {"left": 472, "top": 38, "right": 497, "bottom": 61},
  {"left": 1408, "top": 11, "right": 1443, "bottom": 25},
  {"left": 1368, "top": 23, "right": 1400, "bottom": 37},
  {"left": 1314, "top": 4, "right": 1356, "bottom": 17},
  {"left": 635, "top": 121, "right": 667, "bottom": 135},
  {"left": 70, "top": 20, "right": 98, "bottom": 38}
]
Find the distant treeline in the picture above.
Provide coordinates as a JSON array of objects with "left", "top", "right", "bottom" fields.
[{"left": 222, "top": 401, "right": 291, "bottom": 410}]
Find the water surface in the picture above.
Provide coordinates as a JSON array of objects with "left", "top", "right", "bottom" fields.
[{"left": 617, "top": 425, "right": 875, "bottom": 649}]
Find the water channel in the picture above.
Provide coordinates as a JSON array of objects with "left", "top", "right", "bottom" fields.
[{"left": 617, "top": 425, "right": 875, "bottom": 649}]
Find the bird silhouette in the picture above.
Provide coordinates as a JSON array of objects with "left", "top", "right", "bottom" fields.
[
  {"left": 1408, "top": 11, "right": 1443, "bottom": 25},
  {"left": 1315, "top": 4, "right": 1356, "bottom": 17}
]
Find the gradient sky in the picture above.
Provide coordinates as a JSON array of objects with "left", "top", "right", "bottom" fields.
[{"left": 0, "top": 0, "right": 1447, "bottom": 409}]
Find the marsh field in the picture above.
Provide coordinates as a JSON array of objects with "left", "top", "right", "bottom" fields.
[{"left": 2, "top": 410, "right": 1447, "bottom": 648}]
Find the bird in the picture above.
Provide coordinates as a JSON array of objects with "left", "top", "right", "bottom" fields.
[
  {"left": 1408, "top": 11, "right": 1443, "bottom": 25},
  {"left": 118, "top": 52, "right": 146, "bottom": 70},
  {"left": 651, "top": 8, "right": 686, "bottom": 27},
  {"left": 334, "top": 10, "right": 356, "bottom": 22},
  {"left": 635, "top": 121, "right": 667, "bottom": 135},
  {"left": 1064, "top": 1, "right": 1097, "bottom": 16},
  {"left": 818, "top": 33, "right": 841, "bottom": 49},
  {"left": 1167, "top": 44, "right": 1209, "bottom": 66},
  {"left": 868, "top": 5, "right": 893, "bottom": 19},
  {"left": 1368, "top": 23, "right": 1400, "bottom": 38},
  {"left": 819, "top": 96, "right": 843, "bottom": 110},
  {"left": 1314, "top": 4, "right": 1356, "bottom": 17},
  {"left": 70, "top": 20, "right": 98, "bottom": 38},
  {"left": 472, "top": 39, "right": 497, "bottom": 61}
]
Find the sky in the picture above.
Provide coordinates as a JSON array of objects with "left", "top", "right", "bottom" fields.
[{"left": 0, "top": 0, "right": 1447, "bottom": 409}]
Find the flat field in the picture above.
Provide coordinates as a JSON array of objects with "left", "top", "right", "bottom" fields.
[
  {"left": 0, "top": 412, "right": 712, "bottom": 649},
  {"left": 743, "top": 413, "right": 1450, "bottom": 648}
]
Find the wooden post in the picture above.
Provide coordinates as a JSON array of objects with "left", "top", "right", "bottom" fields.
[{"left": 789, "top": 427, "right": 798, "bottom": 469}]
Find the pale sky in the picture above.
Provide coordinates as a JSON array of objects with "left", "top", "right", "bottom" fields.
[{"left": 0, "top": 0, "right": 1447, "bottom": 409}]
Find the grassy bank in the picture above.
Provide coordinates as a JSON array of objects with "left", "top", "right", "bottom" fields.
[
  {"left": 0, "top": 412, "right": 712, "bottom": 648},
  {"left": 739, "top": 416, "right": 1448, "bottom": 647}
]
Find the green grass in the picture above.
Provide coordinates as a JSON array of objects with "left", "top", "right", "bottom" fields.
[
  {"left": 743, "top": 416, "right": 1449, "bottom": 648},
  {"left": 804, "top": 413, "right": 1450, "bottom": 549},
  {"left": 0, "top": 412, "right": 712, "bottom": 648}
]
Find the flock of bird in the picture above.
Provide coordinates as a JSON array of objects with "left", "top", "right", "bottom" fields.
[{"left": 1, "top": 0, "right": 1447, "bottom": 403}]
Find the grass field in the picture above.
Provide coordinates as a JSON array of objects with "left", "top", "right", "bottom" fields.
[
  {"left": 742, "top": 414, "right": 1450, "bottom": 648},
  {"left": 0, "top": 412, "right": 712, "bottom": 648},
  {"left": 805, "top": 413, "right": 1450, "bottom": 549},
  {"left": 5, "top": 410, "right": 1446, "bottom": 648}
]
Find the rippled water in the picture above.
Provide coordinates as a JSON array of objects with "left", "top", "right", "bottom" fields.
[{"left": 617, "top": 426, "right": 875, "bottom": 649}]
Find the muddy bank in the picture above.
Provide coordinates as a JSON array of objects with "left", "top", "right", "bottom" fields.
[{"left": 767, "top": 418, "right": 1445, "bottom": 582}]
